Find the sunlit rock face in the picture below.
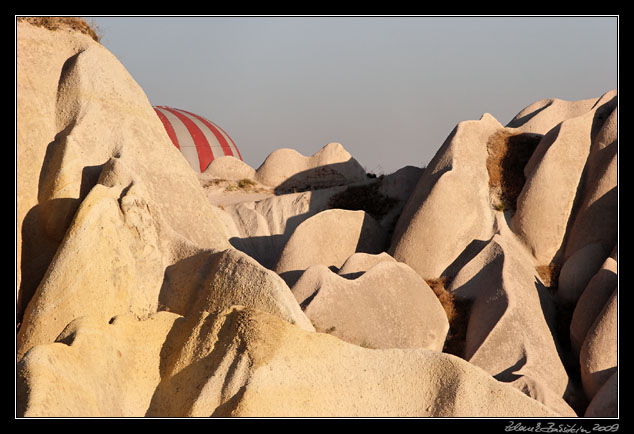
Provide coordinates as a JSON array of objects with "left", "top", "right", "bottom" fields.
[{"left": 16, "top": 18, "right": 617, "bottom": 418}]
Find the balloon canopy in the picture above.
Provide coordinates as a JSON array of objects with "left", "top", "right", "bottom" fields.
[{"left": 153, "top": 106, "right": 242, "bottom": 173}]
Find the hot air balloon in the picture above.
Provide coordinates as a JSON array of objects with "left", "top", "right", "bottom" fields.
[{"left": 153, "top": 106, "right": 242, "bottom": 173}]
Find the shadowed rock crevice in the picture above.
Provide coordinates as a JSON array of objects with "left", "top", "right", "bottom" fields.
[
  {"left": 216, "top": 161, "right": 421, "bottom": 272},
  {"left": 425, "top": 276, "right": 472, "bottom": 358},
  {"left": 273, "top": 161, "right": 359, "bottom": 194},
  {"left": 327, "top": 177, "right": 398, "bottom": 221}
]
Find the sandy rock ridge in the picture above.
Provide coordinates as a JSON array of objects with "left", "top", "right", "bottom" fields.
[{"left": 16, "top": 19, "right": 617, "bottom": 418}]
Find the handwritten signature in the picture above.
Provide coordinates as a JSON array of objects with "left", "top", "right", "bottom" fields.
[{"left": 505, "top": 421, "right": 619, "bottom": 433}]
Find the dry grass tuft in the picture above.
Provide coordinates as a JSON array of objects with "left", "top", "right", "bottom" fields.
[
  {"left": 237, "top": 178, "right": 257, "bottom": 189},
  {"left": 486, "top": 129, "right": 541, "bottom": 212},
  {"left": 536, "top": 263, "right": 561, "bottom": 289},
  {"left": 17, "top": 16, "right": 101, "bottom": 42},
  {"left": 201, "top": 177, "right": 263, "bottom": 193},
  {"left": 425, "top": 277, "right": 472, "bottom": 358},
  {"left": 201, "top": 178, "right": 228, "bottom": 188},
  {"left": 426, "top": 277, "right": 457, "bottom": 323}
]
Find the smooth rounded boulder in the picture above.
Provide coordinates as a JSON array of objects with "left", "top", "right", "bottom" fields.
[
  {"left": 291, "top": 260, "right": 449, "bottom": 351},
  {"left": 275, "top": 209, "right": 388, "bottom": 285},
  {"left": 201, "top": 155, "right": 257, "bottom": 181}
]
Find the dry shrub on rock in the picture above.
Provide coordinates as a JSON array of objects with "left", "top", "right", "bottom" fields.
[
  {"left": 17, "top": 17, "right": 101, "bottom": 42},
  {"left": 486, "top": 129, "right": 541, "bottom": 212}
]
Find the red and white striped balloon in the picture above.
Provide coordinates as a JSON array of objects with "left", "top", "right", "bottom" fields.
[{"left": 153, "top": 106, "right": 242, "bottom": 173}]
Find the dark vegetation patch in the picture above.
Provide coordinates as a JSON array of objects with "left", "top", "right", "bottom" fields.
[
  {"left": 327, "top": 179, "right": 398, "bottom": 222},
  {"left": 486, "top": 130, "right": 542, "bottom": 212},
  {"left": 425, "top": 277, "right": 472, "bottom": 358}
]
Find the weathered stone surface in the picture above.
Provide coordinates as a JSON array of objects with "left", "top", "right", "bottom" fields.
[
  {"left": 389, "top": 113, "right": 500, "bottom": 279},
  {"left": 374, "top": 165, "right": 424, "bottom": 230},
  {"left": 201, "top": 155, "right": 256, "bottom": 181},
  {"left": 16, "top": 20, "right": 230, "bottom": 360},
  {"left": 570, "top": 254, "right": 617, "bottom": 356},
  {"left": 584, "top": 370, "right": 618, "bottom": 418},
  {"left": 511, "top": 91, "right": 617, "bottom": 266},
  {"left": 15, "top": 20, "right": 618, "bottom": 418},
  {"left": 557, "top": 243, "right": 610, "bottom": 306},
  {"left": 291, "top": 261, "right": 449, "bottom": 351},
  {"left": 337, "top": 252, "right": 397, "bottom": 278},
  {"left": 556, "top": 101, "right": 617, "bottom": 305},
  {"left": 218, "top": 166, "right": 417, "bottom": 270},
  {"left": 17, "top": 312, "right": 180, "bottom": 417},
  {"left": 376, "top": 166, "right": 425, "bottom": 202},
  {"left": 17, "top": 182, "right": 166, "bottom": 360},
  {"left": 15, "top": 304, "right": 565, "bottom": 418},
  {"left": 447, "top": 214, "right": 569, "bottom": 413},
  {"left": 275, "top": 209, "right": 388, "bottom": 285},
  {"left": 255, "top": 142, "right": 367, "bottom": 192},
  {"left": 216, "top": 188, "right": 342, "bottom": 269},
  {"left": 181, "top": 248, "right": 314, "bottom": 332},
  {"left": 149, "top": 306, "right": 560, "bottom": 417},
  {"left": 506, "top": 95, "right": 600, "bottom": 135},
  {"left": 563, "top": 104, "right": 617, "bottom": 259},
  {"left": 580, "top": 288, "right": 618, "bottom": 400},
  {"left": 510, "top": 374, "right": 577, "bottom": 417},
  {"left": 17, "top": 22, "right": 97, "bottom": 322}
]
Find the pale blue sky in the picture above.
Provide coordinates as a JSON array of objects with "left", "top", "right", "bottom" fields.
[{"left": 86, "top": 15, "right": 618, "bottom": 174}]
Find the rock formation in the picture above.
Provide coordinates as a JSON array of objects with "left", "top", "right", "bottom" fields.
[
  {"left": 579, "top": 288, "right": 618, "bottom": 401},
  {"left": 389, "top": 113, "right": 500, "bottom": 280},
  {"left": 201, "top": 155, "right": 257, "bottom": 182},
  {"left": 584, "top": 370, "right": 618, "bottom": 418},
  {"left": 17, "top": 312, "right": 180, "bottom": 417},
  {"left": 274, "top": 209, "right": 388, "bottom": 286},
  {"left": 18, "top": 307, "right": 560, "bottom": 417},
  {"left": 291, "top": 260, "right": 449, "bottom": 351},
  {"left": 447, "top": 214, "right": 575, "bottom": 416},
  {"left": 570, "top": 252, "right": 617, "bottom": 356},
  {"left": 16, "top": 18, "right": 618, "bottom": 419},
  {"left": 254, "top": 142, "right": 367, "bottom": 193},
  {"left": 17, "top": 19, "right": 230, "bottom": 360},
  {"left": 512, "top": 91, "right": 617, "bottom": 271},
  {"left": 213, "top": 187, "right": 343, "bottom": 269}
]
